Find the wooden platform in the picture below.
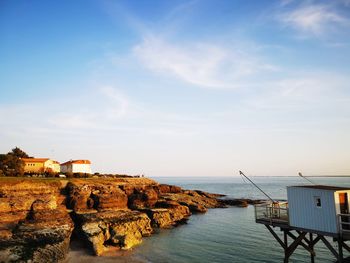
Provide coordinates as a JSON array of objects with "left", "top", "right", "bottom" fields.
[{"left": 255, "top": 204, "right": 350, "bottom": 262}]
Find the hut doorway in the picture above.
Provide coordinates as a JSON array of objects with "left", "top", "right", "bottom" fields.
[
  {"left": 339, "top": 193, "right": 349, "bottom": 230},
  {"left": 339, "top": 193, "right": 349, "bottom": 214}
]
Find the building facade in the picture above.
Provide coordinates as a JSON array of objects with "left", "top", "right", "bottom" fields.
[
  {"left": 287, "top": 185, "right": 350, "bottom": 234},
  {"left": 60, "top": 160, "right": 92, "bottom": 174},
  {"left": 22, "top": 158, "right": 61, "bottom": 174}
]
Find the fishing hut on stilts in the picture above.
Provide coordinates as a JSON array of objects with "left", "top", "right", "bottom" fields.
[{"left": 240, "top": 171, "right": 350, "bottom": 262}]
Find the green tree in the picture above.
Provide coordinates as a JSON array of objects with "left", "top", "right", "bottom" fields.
[
  {"left": 0, "top": 147, "right": 29, "bottom": 177},
  {"left": 10, "top": 147, "right": 29, "bottom": 158}
]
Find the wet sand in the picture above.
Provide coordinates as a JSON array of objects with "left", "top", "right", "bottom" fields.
[{"left": 65, "top": 239, "right": 146, "bottom": 263}]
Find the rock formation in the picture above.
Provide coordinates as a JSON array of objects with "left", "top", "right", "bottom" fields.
[
  {"left": 0, "top": 179, "right": 73, "bottom": 263},
  {"left": 0, "top": 177, "right": 263, "bottom": 262},
  {"left": 74, "top": 210, "right": 152, "bottom": 255}
]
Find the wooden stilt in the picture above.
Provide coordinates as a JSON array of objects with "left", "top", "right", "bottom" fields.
[
  {"left": 311, "top": 235, "right": 321, "bottom": 249},
  {"left": 265, "top": 225, "right": 286, "bottom": 249},
  {"left": 342, "top": 241, "right": 350, "bottom": 253},
  {"left": 255, "top": 196, "right": 350, "bottom": 262},
  {"left": 338, "top": 240, "right": 343, "bottom": 263},
  {"left": 284, "top": 230, "right": 288, "bottom": 247},
  {"left": 284, "top": 230, "right": 288, "bottom": 263},
  {"left": 285, "top": 231, "right": 307, "bottom": 261},
  {"left": 262, "top": 223, "right": 348, "bottom": 262},
  {"left": 286, "top": 231, "right": 314, "bottom": 254},
  {"left": 309, "top": 233, "right": 315, "bottom": 263},
  {"left": 320, "top": 236, "right": 339, "bottom": 259}
]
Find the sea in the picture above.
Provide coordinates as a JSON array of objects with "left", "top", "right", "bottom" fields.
[{"left": 68, "top": 176, "right": 350, "bottom": 263}]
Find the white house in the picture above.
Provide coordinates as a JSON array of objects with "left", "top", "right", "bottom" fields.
[
  {"left": 60, "top": 160, "right": 92, "bottom": 174},
  {"left": 287, "top": 185, "right": 350, "bottom": 234}
]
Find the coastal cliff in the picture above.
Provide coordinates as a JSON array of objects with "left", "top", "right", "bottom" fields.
[
  {"left": 0, "top": 177, "right": 254, "bottom": 262},
  {"left": 0, "top": 179, "right": 73, "bottom": 263}
]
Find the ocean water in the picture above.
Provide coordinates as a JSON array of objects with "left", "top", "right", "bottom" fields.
[
  {"left": 126, "top": 176, "right": 350, "bottom": 263},
  {"left": 68, "top": 176, "right": 350, "bottom": 263}
]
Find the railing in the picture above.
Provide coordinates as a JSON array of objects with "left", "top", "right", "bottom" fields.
[
  {"left": 255, "top": 202, "right": 289, "bottom": 225},
  {"left": 338, "top": 214, "right": 350, "bottom": 237}
]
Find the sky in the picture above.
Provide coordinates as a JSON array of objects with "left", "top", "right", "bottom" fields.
[{"left": 1, "top": 0, "right": 350, "bottom": 177}]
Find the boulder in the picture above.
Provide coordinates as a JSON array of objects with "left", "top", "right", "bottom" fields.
[
  {"left": 187, "top": 203, "right": 207, "bottom": 213},
  {"left": 66, "top": 183, "right": 128, "bottom": 211},
  {"left": 0, "top": 180, "right": 73, "bottom": 263},
  {"left": 75, "top": 210, "right": 153, "bottom": 255},
  {"left": 66, "top": 183, "right": 92, "bottom": 211},
  {"left": 145, "top": 200, "right": 191, "bottom": 228},
  {"left": 157, "top": 184, "right": 182, "bottom": 194},
  {"left": 90, "top": 187, "right": 128, "bottom": 210},
  {"left": 145, "top": 208, "right": 173, "bottom": 228},
  {"left": 128, "top": 187, "right": 158, "bottom": 209},
  {"left": 7, "top": 213, "right": 74, "bottom": 262},
  {"left": 160, "top": 190, "right": 225, "bottom": 213}
]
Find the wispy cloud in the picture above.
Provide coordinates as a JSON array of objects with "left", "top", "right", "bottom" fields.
[
  {"left": 280, "top": 0, "right": 294, "bottom": 7},
  {"left": 243, "top": 73, "right": 350, "bottom": 113},
  {"left": 48, "top": 86, "right": 131, "bottom": 130},
  {"left": 340, "top": 0, "right": 350, "bottom": 7},
  {"left": 0, "top": 87, "right": 132, "bottom": 136},
  {"left": 99, "top": 86, "right": 129, "bottom": 118},
  {"left": 133, "top": 35, "right": 279, "bottom": 89},
  {"left": 0, "top": 85, "right": 205, "bottom": 140},
  {"left": 278, "top": 4, "right": 349, "bottom": 36}
]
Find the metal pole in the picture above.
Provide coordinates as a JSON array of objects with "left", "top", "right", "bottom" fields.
[
  {"left": 298, "top": 172, "right": 316, "bottom": 185},
  {"left": 239, "top": 171, "right": 276, "bottom": 203}
]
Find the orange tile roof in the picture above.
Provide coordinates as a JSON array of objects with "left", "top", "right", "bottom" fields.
[
  {"left": 21, "top": 158, "right": 60, "bottom": 164},
  {"left": 61, "top": 159, "right": 91, "bottom": 165},
  {"left": 22, "top": 158, "right": 49, "bottom": 163}
]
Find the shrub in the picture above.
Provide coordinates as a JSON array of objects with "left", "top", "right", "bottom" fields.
[{"left": 65, "top": 172, "right": 74, "bottom": 178}]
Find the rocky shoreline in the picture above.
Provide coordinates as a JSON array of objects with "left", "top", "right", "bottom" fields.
[{"left": 0, "top": 177, "right": 265, "bottom": 262}]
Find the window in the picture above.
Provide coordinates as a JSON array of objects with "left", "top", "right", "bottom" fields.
[{"left": 314, "top": 196, "right": 321, "bottom": 208}]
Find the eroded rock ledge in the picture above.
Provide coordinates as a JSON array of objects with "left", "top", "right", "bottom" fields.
[
  {"left": 0, "top": 180, "right": 73, "bottom": 263},
  {"left": 0, "top": 178, "right": 263, "bottom": 262}
]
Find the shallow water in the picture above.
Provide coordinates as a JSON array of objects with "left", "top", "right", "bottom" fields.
[{"left": 68, "top": 176, "right": 350, "bottom": 263}]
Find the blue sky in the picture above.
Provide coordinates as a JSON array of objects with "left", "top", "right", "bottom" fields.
[{"left": 1, "top": 0, "right": 350, "bottom": 177}]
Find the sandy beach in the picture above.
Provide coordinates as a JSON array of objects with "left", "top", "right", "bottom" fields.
[{"left": 66, "top": 239, "right": 145, "bottom": 263}]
